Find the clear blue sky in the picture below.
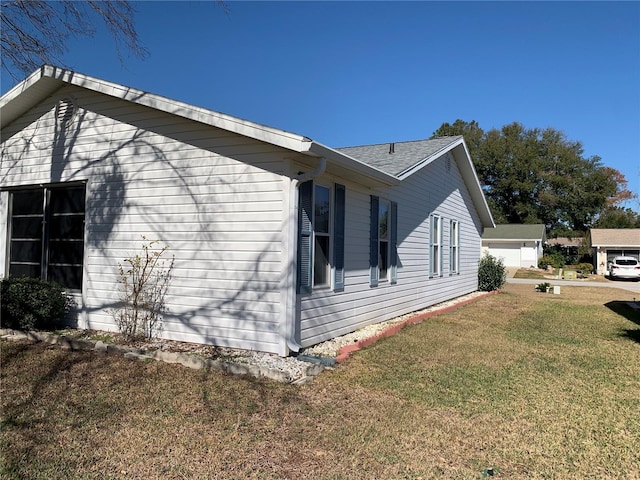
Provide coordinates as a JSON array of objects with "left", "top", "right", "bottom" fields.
[{"left": 3, "top": 1, "right": 639, "bottom": 210}]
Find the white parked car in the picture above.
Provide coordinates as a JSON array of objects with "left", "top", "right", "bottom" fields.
[{"left": 607, "top": 256, "right": 640, "bottom": 280}]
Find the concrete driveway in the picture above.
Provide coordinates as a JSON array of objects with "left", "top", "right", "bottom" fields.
[{"left": 505, "top": 268, "right": 640, "bottom": 294}]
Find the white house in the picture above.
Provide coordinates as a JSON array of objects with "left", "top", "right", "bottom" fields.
[
  {"left": 482, "top": 224, "right": 546, "bottom": 268},
  {"left": 588, "top": 228, "right": 640, "bottom": 275},
  {"left": 1, "top": 66, "right": 494, "bottom": 356}
]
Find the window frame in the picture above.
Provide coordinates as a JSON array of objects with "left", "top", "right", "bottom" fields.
[
  {"left": 430, "top": 213, "right": 443, "bottom": 278},
  {"left": 378, "top": 198, "right": 391, "bottom": 282},
  {"left": 449, "top": 219, "right": 459, "bottom": 275},
  {"left": 7, "top": 183, "right": 86, "bottom": 291},
  {"left": 370, "top": 196, "right": 397, "bottom": 287}
]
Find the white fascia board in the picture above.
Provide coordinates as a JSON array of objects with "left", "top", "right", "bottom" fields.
[
  {"left": 1, "top": 66, "right": 313, "bottom": 152},
  {"left": 395, "top": 137, "right": 462, "bottom": 179},
  {"left": 306, "top": 142, "right": 399, "bottom": 186},
  {"left": 454, "top": 140, "right": 494, "bottom": 228}
]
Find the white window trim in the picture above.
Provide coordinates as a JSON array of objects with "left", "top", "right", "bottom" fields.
[
  {"left": 450, "top": 219, "right": 459, "bottom": 275},
  {"left": 430, "top": 214, "right": 442, "bottom": 278}
]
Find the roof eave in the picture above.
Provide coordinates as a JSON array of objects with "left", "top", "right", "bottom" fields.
[{"left": 1, "top": 65, "right": 314, "bottom": 152}]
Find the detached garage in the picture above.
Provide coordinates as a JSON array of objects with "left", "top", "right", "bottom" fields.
[{"left": 482, "top": 224, "right": 546, "bottom": 268}]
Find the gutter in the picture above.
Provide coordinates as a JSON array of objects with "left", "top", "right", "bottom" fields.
[{"left": 284, "top": 157, "right": 327, "bottom": 355}]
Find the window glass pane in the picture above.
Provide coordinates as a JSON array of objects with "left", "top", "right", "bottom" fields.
[
  {"left": 12, "top": 190, "right": 44, "bottom": 215},
  {"left": 379, "top": 241, "right": 389, "bottom": 279},
  {"left": 12, "top": 216, "right": 42, "bottom": 238},
  {"left": 314, "top": 186, "right": 330, "bottom": 234},
  {"left": 49, "top": 215, "right": 85, "bottom": 239},
  {"left": 48, "top": 265, "right": 82, "bottom": 290},
  {"left": 9, "top": 264, "right": 41, "bottom": 279},
  {"left": 50, "top": 187, "right": 85, "bottom": 214},
  {"left": 48, "top": 240, "right": 84, "bottom": 264},
  {"left": 379, "top": 202, "right": 389, "bottom": 240},
  {"left": 10, "top": 240, "right": 41, "bottom": 263},
  {"left": 314, "top": 236, "right": 330, "bottom": 286}
]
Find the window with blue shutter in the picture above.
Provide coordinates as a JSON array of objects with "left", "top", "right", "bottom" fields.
[
  {"left": 370, "top": 196, "right": 397, "bottom": 286},
  {"left": 369, "top": 195, "right": 379, "bottom": 287},
  {"left": 297, "top": 181, "right": 346, "bottom": 294},
  {"left": 390, "top": 201, "right": 398, "bottom": 284}
]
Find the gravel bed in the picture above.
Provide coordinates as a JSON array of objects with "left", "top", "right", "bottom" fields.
[
  {"left": 11, "top": 291, "right": 485, "bottom": 383},
  {"left": 302, "top": 291, "right": 485, "bottom": 357}
]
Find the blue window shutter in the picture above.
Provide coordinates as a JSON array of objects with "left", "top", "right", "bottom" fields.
[
  {"left": 297, "top": 181, "right": 313, "bottom": 294},
  {"left": 369, "top": 195, "right": 379, "bottom": 287},
  {"left": 390, "top": 201, "right": 398, "bottom": 284},
  {"left": 333, "top": 183, "right": 346, "bottom": 291}
]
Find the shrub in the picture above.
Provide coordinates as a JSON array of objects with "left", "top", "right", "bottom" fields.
[
  {"left": 535, "top": 282, "right": 551, "bottom": 292},
  {"left": 111, "top": 237, "right": 174, "bottom": 341},
  {"left": 573, "top": 263, "right": 594, "bottom": 274},
  {"left": 538, "top": 253, "right": 564, "bottom": 270},
  {"left": 478, "top": 253, "right": 507, "bottom": 291},
  {"left": 0, "top": 277, "right": 71, "bottom": 330}
]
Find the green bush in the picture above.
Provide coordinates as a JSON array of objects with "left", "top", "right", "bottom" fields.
[
  {"left": 535, "top": 282, "right": 551, "bottom": 292},
  {"left": 478, "top": 254, "right": 507, "bottom": 292},
  {"left": 0, "top": 277, "right": 71, "bottom": 330},
  {"left": 538, "top": 253, "right": 564, "bottom": 270},
  {"left": 573, "top": 263, "right": 594, "bottom": 274}
]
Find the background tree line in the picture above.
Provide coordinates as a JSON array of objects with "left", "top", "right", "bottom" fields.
[{"left": 432, "top": 120, "right": 639, "bottom": 237}]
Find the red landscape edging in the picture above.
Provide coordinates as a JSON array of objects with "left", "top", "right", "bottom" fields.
[{"left": 335, "top": 290, "right": 499, "bottom": 363}]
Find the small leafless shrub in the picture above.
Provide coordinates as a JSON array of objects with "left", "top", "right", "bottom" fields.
[{"left": 111, "top": 236, "right": 174, "bottom": 341}]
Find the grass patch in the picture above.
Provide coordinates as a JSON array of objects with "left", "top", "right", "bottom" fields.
[{"left": 2, "top": 284, "right": 640, "bottom": 479}]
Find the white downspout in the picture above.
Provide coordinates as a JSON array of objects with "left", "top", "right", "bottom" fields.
[{"left": 285, "top": 158, "right": 326, "bottom": 354}]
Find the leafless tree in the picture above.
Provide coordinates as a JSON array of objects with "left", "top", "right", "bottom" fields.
[{"left": 1, "top": 0, "right": 148, "bottom": 81}]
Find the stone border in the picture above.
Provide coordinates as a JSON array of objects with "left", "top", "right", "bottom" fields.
[
  {"left": 335, "top": 290, "right": 499, "bottom": 363},
  {"left": 0, "top": 329, "right": 324, "bottom": 384}
]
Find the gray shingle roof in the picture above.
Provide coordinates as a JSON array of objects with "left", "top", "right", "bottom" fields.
[
  {"left": 589, "top": 228, "right": 640, "bottom": 247},
  {"left": 336, "top": 136, "right": 462, "bottom": 176}
]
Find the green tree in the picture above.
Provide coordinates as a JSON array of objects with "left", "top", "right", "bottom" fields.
[
  {"left": 594, "top": 206, "right": 640, "bottom": 228},
  {"left": 432, "top": 120, "right": 636, "bottom": 236}
]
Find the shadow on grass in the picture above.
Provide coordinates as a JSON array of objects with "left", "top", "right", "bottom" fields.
[{"left": 605, "top": 301, "right": 640, "bottom": 344}]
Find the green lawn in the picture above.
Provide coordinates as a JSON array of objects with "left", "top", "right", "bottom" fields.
[{"left": 2, "top": 283, "right": 639, "bottom": 479}]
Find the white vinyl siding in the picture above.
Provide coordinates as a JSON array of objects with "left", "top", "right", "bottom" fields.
[
  {"left": 299, "top": 151, "right": 483, "bottom": 346},
  {"left": 1, "top": 85, "right": 287, "bottom": 354}
]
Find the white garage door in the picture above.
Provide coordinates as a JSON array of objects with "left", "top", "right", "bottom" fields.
[{"left": 488, "top": 243, "right": 521, "bottom": 267}]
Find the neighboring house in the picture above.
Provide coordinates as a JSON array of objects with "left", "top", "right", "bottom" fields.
[
  {"left": 0, "top": 66, "right": 494, "bottom": 356},
  {"left": 547, "top": 236, "right": 585, "bottom": 264},
  {"left": 482, "top": 224, "right": 546, "bottom": 268},
  {"left": 588, "top": 229, "right": 640, "bottom": 275}
]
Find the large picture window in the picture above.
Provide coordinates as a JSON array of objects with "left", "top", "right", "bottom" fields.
[{"left": 9, "top": 185, "right": 86, "bottom": 290}]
